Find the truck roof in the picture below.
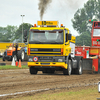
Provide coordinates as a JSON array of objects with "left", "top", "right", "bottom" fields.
[
  {"left": 30, "top": 27, "right": 69, "bottom": 31},
  {"left": 30, "top": 21, "right": 69, "bottom": 31}
]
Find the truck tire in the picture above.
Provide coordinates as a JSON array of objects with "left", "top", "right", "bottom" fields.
[
  {"left": 18, "top": 48, "right": 25, "bottom": 61},
  {"left": 63, "top": 60, "right": 72, "bottom": 75},
  {"left": 75, "top": 60, "right": 83, "bottom": 75},
  {"left": 29, "top": 67, "right": 38, "bottom": 74},
  {"left": 21, "top": 50, "right": 25, "bottom": 61},
  {"left": 2, "top": 57, "right": 5, "bottom": 61},
  {"left": 2, "top": 51, "right": 6, "bottom": 61}
]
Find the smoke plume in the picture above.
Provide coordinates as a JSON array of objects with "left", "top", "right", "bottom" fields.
[{"left": 38, "top": 0, "right": 52, "bottom": 20}]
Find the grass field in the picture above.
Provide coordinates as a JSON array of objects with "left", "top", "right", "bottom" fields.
[
  {"left": 9, "top": 86, "right": 100, "bottom": 100},
  {"left": 0, "top": 57, "right": 2, "bottom": 60},
  {"left": 0, "top": 65, "right": 28, "bottom": 70}
]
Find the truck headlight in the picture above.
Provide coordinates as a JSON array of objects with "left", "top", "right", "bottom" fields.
[{"left": 58, "top": 59, "right": 63, "bottom": 62}]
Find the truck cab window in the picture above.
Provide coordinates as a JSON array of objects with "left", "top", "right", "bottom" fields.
[{"left": 29, "top": 30, "right": 63, "bottom": 44}]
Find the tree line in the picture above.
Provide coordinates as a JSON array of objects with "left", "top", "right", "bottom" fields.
[
  {"left": 72, "top": 0, "right": 100, "bottom": 46},
  {"left": 0, "top": 23, "right": 32, "bottom": 42}
]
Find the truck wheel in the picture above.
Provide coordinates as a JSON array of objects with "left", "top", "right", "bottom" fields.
[
  {"left": 18, "top": 48, "right": 25, "bottom": 61},
  {"left": 24, "top": 53, "right": 28, "bottom": 61},
  {"left": 21, "top": 50, "right": 25, "bottom": 61},
  {"left": 29, "top": 67, "right": 37, "bottom": 74},
  {"left": 2, "top": 51, "right": 6, "bottom": 61},
  {"left": 63, "top": 60, "right": 72, "bottom": 75},
  {"left": 2, "top": 57, "right": 5, "bottom": 61},
  {"left": 75, "top": 60, "right": 83, "bottom": 75}
]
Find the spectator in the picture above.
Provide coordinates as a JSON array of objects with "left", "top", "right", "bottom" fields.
[{"left": 15, "top": 43, "right": 18, "bottom": 56}]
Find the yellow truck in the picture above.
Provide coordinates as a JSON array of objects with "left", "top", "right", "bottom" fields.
[{"left": 24, "top": 21, "right": 83, "bottom": 75}]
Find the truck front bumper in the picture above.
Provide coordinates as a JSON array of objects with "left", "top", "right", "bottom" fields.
[{"left": 28, "top": 62, "right": 67, "bottom": 69}]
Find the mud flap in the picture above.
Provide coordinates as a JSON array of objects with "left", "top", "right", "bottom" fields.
[
  {"left": 82, "top": 59, "right": 92, "bottom": 70},
  {"left": 98, "top": 59, "right": 100, "bottom": 74}
]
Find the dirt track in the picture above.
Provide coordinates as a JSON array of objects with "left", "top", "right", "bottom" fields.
[
  {"left": 0, "top": 68, "right": 100, "bottom": 100},
  {"left": 0, "top": 59, "right": 100, "bottom": 99}
]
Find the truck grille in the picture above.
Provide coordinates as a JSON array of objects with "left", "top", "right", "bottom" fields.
[
  {"left": 28, "top": 56, "right": 65, "bottom": 62},
  {"left": 30, "top": 48, "right": 61, "bottom": 55},
  {"left": 39, "top": 56, "right": 53, "bottom": 62}
]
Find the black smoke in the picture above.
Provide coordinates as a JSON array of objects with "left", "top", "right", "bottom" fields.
[{"left": 38, "top": 0, "right": 52, "bottom": 20}]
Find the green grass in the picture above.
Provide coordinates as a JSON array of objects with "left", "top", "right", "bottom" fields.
[
  {"left": 0, "top": 65, "right": 28, "bottom": 70},
  {"left": 9, "top": 86, "right": 99, "bottom": 100},
  {"left": 0, "top": 57, "right": 2, "bottom": 59}
]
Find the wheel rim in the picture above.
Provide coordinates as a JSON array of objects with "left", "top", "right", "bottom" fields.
[
  {"left": 79, "top": 66, "right": 82, "bottom": 73},
  {"left": 68, "top": 61, "right": 71, "bottom": 75},
  {"left": 21, "top": 51, "right": 24, "bottom": 60},
  {"left": 79, "top": 61, "right": 82, "bottom": 74}
]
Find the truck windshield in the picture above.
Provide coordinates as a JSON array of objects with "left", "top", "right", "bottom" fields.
[
  {"left": 29, "top": 30, "right": 63, "bottom": 44},
  {"left": 93, "top": 29, "right": 100, "bottom": 36}
]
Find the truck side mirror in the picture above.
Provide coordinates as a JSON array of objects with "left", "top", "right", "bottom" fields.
[
  {"left": 68, "top": 34, "right": 71, "bottom": 40},
  {"left": 24, "top": 30, "right": 27, "bottom": 42}
]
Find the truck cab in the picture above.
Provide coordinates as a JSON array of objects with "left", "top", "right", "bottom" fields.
[{"left": 24, "top": 21, "right": 83, "bottom": 75}]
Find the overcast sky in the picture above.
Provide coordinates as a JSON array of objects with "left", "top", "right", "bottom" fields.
[{"left": 0, "top": 0, "right": 88, "bottom": 36}]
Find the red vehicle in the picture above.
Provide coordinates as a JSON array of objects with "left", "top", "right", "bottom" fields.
[
  {"left": 3, "top": 43, "right": 28, "bottom": 61},
  {"left": 75, "top": 20, "right": 100, "bottom": 73}
]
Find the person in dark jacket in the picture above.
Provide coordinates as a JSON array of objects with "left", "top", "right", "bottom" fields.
[{"left": 15, "top": 43, "right": 18, "bottom": 57}]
